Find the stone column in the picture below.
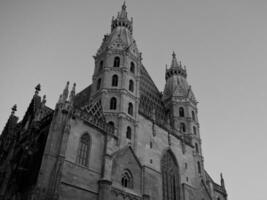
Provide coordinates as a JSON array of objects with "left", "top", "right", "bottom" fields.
[{"left": 98, "top": 180, "right": 112, "bottom": 200}]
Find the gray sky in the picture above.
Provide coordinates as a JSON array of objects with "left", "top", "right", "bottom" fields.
[{"left": 0, "top": 0, "right": 266, "bottom": 199}]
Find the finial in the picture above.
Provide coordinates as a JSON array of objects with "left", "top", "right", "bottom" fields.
[
  {"left": 11, "top": 104, "right": 17, "bottom": 116},
  {"left": 35, "top": 84, "right": 41, "bottom": 95},
  {"left": 122, "top": 1, "right": 126, "bottom": 10}
]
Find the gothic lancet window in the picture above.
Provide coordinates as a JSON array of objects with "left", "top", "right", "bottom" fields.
[
  {"left": 121, "top": 169, "right": 133, "bottom": 188},
  {"left": 130, "top": 62, "right": 135, "bottom": 73},
  {"left": 180, "top": 123, "right": 186, "bottom": 133},
  {"left": 195, "top": 143, "right": 199, "bottom": 153},
  {"left": 112, "top": 74, "right": 118, "bottom": 86},
  {"left": 128, "top": 102, "right": 133, "bottom": 116},
  {"left": 193, "top": 126, "right": 197, "bottom": 135},
  {"left": 129, "top": 80, "right": 134, "bottom": 92},
  {"left": 192, "top": 111, "right": 195, "bottom": 121},
  {"left": 126, "top": 126, "right": 132, "bottom": 139},
  {"left": 110, "top": 97, "right": 117, "bottom": 110},
  {"left": 161, "top": 150, "right": 180, "bottom": 200},
  {"left": 179, "top": 107, "right": 184, "bottom": 117},
  {"left": 99, "top": 60, "right": 103, "bottom": 72},
  {"left": 77, "top": 134, "right": 90, "bottom": 167},
  {"left": 113, "top": 56, "right": 120, "bottom": 67},
  {"left": 97, "top": 78, "right": 101, "bottom": 90},
  {"left": 197, "top": 161, "right": 201, "bottom": 174}
]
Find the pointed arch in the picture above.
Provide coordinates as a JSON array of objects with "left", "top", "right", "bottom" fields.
[{"left": 161, "top": 149, "right": 180, "bottom": 200}]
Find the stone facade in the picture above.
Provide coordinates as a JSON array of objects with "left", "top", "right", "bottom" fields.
[{"left": 0, "top": 3, "right": 228, "bottom": 200}]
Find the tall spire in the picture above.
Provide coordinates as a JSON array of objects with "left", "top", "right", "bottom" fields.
[
  {"left": 118, "top": 1, "right": 127, "bottom": 19},
  {"left": 165, "top": 52, "right": 187, "bottom": 80},
  {"left": 111, "top": 2, "right": 133, "bottom": 33}
]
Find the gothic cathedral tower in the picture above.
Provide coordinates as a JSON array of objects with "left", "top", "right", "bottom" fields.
[
  {"left": 90, "top": 3, "right": 141, "bottom": 147},
  {"left": 163, "top": 52, "right": 204, "bottom": 178}
]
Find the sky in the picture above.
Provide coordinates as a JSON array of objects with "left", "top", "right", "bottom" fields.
[{"left": 0, "top": 0, "right": 267, "bottom": 199}]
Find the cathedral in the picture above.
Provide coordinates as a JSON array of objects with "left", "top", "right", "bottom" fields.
[{"left": 0, "top": 3, "right": 228, "bottom": 200}]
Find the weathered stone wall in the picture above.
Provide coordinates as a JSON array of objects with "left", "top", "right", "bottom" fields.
[
  {"left": 135, "top": 114, "right": 201, "bottom": 200},
  {"left": 60, "top": 118, "right": 105, "bottom": 200}
]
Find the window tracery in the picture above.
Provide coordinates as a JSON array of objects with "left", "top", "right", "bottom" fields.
[
  {"left": 121, "top": 169, "right": 133, "bottom": 188},
  {"left": 77, "top": 134, "right": 90, "bottom": 167},
  {"left": 161, "top": 150, "right": 180, "bottom": 200}
]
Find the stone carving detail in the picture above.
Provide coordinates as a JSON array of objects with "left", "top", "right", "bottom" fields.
[{"left": 111, "top": 187, "right": 141, "bottom": 200}]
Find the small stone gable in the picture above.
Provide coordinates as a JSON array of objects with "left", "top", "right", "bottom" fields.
[{"left": 111, "top": 145, "right": 142, "bottom": 194}]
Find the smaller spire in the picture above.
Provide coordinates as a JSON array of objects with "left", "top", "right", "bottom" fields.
[
  {"left": 220, "top": 173, "right": 225, "bottom": 188},
  {"left": 69, "top": 83, "right": 76, "bottom": 103},
  {"left": 35, "top": 84, "right": 41, "bottom": 96},
  {"left": 11, "top": 104, "right": 17, "bottom": 116},
  {"left": 62, "top": 81, "right": 69, "bottom": 102}
]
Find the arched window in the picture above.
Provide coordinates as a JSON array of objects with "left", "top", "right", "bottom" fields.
[
  {"left": 97, "top": 78, "right": 101, "bottom": 90},
  {"left": 121, "top": 169, "right": 133, "bottom": 188},
  {"left": 130, "top": 62, "right": 135, "bottom": 73},
  {"left": 197, "top": 161, "right": 201, "bottom": 174},
  {"left": 129, "top": 80, "right": 134, "bottom": 92},
  {"left": 77, "top": 134, "right": 90, "bottom": 167},
  {"left": 126, "top": 126, "right": 131, "bottom": 139},
  {"left": 180, "top": 123, "right": 186, "bottom": 132},
  {"left": 113, "top": 56, "right": 120, "bottom": 67},
  {"left": 192, "top": 111, "right": 195, "bottom": 121},
  {"left": 110, "top": 97, "right": 117, "bottom": 110},
  {"left": 195, "top": 143, "right": 199, "bottom": 153},
  {"left": 179, "top": 107, "right": 184, "bottom": 117},
  {"left": 128, "top": 102, "right": 133, "bottom": 116},
  {"left": 112, "top": 74, "right": 118, "bottom": 86},
  {"left": 99, "top": 60, "right": 103, "bottom": 72},
  {"left": 193, "top": 126, "right": 197, "bottom": 135},
  {"left": 161, "top": 150, "right": 180, "bottom": 200}
]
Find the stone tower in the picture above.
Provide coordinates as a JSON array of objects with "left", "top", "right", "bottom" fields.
[
  {"left": 163, "top": 52, "right": 204, "bottom": 179},
  {"left": 91, "top": 2, "right": 141, "bottom": 147}
]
